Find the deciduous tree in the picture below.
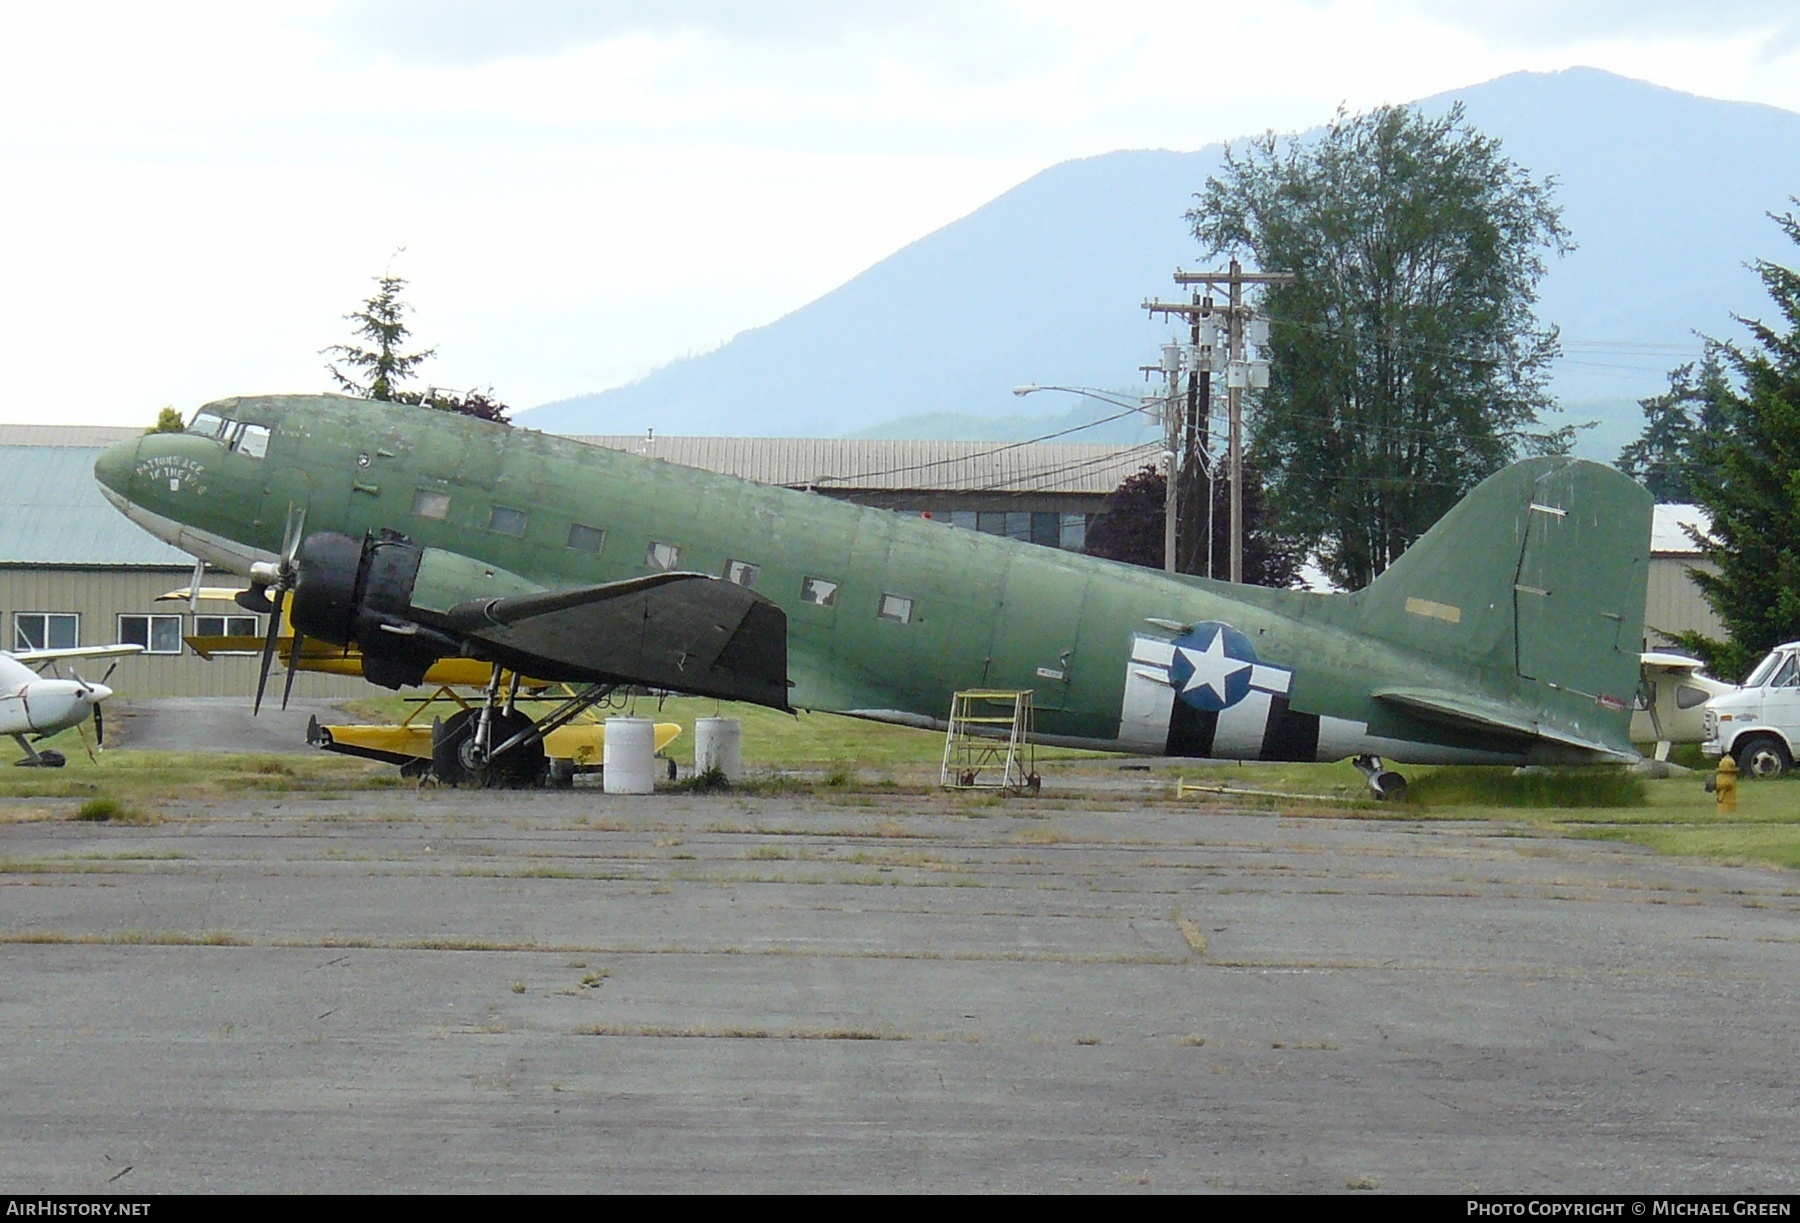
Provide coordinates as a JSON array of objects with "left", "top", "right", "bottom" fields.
[{"left": 1190, "top": 103, "right": 1572, "bottom": 590}]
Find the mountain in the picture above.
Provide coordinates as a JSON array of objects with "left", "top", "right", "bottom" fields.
[{"left": 520, "top": 69, "right": 1800, "bottom": 458}]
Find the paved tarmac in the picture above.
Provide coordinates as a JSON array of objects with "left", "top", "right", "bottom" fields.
[
  {"left": 1, "top": 777, "right": 1796, "bottom": 1193},
  {"left": 109, "top": 698, "right": 349, "bottom": 754}
]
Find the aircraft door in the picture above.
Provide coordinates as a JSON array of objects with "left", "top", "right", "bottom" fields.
[{"left": 985, "top": 552, "right": 1087, "bottom": 711}]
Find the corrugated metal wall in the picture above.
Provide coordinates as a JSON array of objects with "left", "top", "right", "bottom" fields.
[
  {"left": 0, "top": 566, "right": 368, "bottom": 699},
  {"left": 1644, "top": 556, "right": 1727, "bottom": 649}
]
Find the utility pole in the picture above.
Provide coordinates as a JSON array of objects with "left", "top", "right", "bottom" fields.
[
  {"left": 1145, "top": 259, "right": 1293, "bottom": 583},
  {"left": 1140, "top": 345, "right": 1183, "bottom": 572}
]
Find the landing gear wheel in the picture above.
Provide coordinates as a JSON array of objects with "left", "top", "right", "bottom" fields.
[
  {"left": 1735, "top": 734, "right": 1792, "bottom": 780},
  {"left": 1373, "top": 771, "right": 1406, "bottom": 800},
  {"left": 14, "top": 749, "right": 65, "bottom": 769},
  {"left": 432, "top": 709, "right": 547, "bottom": 788}
]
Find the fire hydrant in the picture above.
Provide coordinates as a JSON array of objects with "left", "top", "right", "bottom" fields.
[{"left": 1715, "top": 753, "right": 1739, "bottom": 814}]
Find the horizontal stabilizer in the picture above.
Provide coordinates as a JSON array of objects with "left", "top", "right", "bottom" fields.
[
  {"left": 441, "top": 572, "right": 790, "bottom": 710},
  {"left": 1373, "top": 688, "right": 1635, "bottom": 762}
]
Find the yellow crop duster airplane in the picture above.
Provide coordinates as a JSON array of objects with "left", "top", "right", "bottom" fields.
[{"left": 94, "top": 395, "right": 1653, "bottom": 792}]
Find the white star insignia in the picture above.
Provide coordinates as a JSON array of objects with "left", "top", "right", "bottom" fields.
[{"left": 1174, "top": 631, "right": 1252, "bottom": 705}]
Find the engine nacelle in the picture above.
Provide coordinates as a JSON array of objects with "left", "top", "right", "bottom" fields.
[{"left": 290, "top": 529, "right": 462, "bottom": 689}]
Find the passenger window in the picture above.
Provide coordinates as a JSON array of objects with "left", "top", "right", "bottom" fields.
[
  {"left": 1675, "top": 685, "right": 1713, "bottom": 709},
  {"left": 1772, "top": 656, "right": 1800, "bottom": 689},
  {"left": 878, "top": 593, "right": 915, "bottom": 624},
  {"left": 412, "top": 490, "right": 451, "bottom": 520},
  {"left": 800, "top": 577, "right": 838, "bottom": 607},
  {"left": 234, "top": 424, "right": 271, "bottom": 459},
  {"left": 723, "top": 560, "right": 759, "bottom": 588},
  {"left": 567, "top": 523, "right": 605, "bottom": 554},
  {"left": 488, "top": 506, "right": 528, "bottom": 538},
  {"left": 645, "top": 541, "right": 681, "bottom": 571}
]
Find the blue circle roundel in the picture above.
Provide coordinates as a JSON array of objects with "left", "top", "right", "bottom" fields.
[{"left": 1166, "top": 622, "right": 1259, "bottom": 712}]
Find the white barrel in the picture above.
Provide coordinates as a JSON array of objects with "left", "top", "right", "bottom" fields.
[
  {"left": 602, "top": 717, "right": 657, "bottom": 794},
  {"left": 694, "top": 717, "right": 743, "bottom": 782}
]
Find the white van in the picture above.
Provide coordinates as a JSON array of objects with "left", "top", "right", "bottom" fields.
[{"left": 1702, "top": 641, "right": 1800, "bottom": 778}]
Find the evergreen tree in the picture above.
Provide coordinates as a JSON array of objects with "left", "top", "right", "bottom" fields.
[
  {"left": 1669, "top": 204, "right": 1800, "bottom": 680},
  {"left": 1190, "top": 103, "right": 1572, "bottom": 590},
  {"left": 1616, "top": 353, "right": 1731, "bottom": 503},
  {"left": 322, "top": 271, "right": 435, "bottom": 401}
]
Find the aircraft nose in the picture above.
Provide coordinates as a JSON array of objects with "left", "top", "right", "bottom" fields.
[
  {"left": 86, "top": 684, "right": 113, "bottom": 704},
  {"left": 93, "top": 436, "right": 142, "bottom": 497}
]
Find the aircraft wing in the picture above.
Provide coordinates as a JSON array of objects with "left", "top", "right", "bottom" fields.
[
  {"left": 10, "top": 644, "right": 146, "bottom": 663},
  {"left": 1372, "top": 688, "right": 1636, "bottom": 762},
  {"left": 432, "top": 571, "right": 791, "bottom": 710}
]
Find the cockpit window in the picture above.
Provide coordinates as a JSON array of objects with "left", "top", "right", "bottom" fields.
[
  {"left": 234, "top": 423, "right": 271, "bottom": 459},
  {"left": 185, "top": 411, "right": 270, "bottom": 460},
  {"left": 188, "top": 412, "right": 227, "bottom": 439},
  {"left": 1771, "top": 655, "right": 1799, "bottom": 689}
]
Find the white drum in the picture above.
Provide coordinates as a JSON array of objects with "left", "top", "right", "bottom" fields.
[
  {"left": 602, "top": 717, "right": 657, "bottom": 794},
  {"left": 694, "top": 716, "right": 743, "bottom": 782}
]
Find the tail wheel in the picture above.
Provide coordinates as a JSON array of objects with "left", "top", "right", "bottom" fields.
[
  {"left": 1734, "top": 734, "right": 1792, "bottom": 780},
  {"left": 432, "top": 709, "right": 547, "bottom": 788}
]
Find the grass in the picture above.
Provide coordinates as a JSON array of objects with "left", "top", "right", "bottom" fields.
[
  {"left": 73, "top": 796, "right": 155, "bottom": 824},
  {"left": 344, "top": 693, "right": 1109, "bottom": 772},
  {"left": 1399, "top": 767, "right": 1647, "bottom": 809},
  {"left": 0, "top": 733, "right": 393, "bottom": 802}
]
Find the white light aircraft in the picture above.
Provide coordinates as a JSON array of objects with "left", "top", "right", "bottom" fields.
[{"left": 0, "top": 645, "right": 143, "bottom": 767}]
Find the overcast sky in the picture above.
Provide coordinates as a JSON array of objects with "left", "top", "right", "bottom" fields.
[{"left": 3, "top": 1, "right": 1797, "bottom": 427}]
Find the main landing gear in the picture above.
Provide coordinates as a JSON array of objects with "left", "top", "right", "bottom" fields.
[
  {"left": 428, "top": 668, "right": 620, "bottom": 788},
  {"left": 1351, "top": 754, "right": 1407, "bottom": 800},
  {"left": 11, "top": 733, "right": 65, "bottom": 768}
]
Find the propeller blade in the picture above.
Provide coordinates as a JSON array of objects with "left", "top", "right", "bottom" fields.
[
  {"left": 281, "top": 630, "right": 305, "bottom": 710},
  {"left": 93, "top": 702, "right": 104, "bottom": 752},
  {"left": 100, "top": 662, "right": 119, "bottom": 685},
  {"left": 253, "top": 588, "right": 286, "bottom": 716},
  {"left": 188, "top": 557, "right": 206, "bottom": 612},
  {"left": 77, "top": 719, "right": 96, "bottom": 764},
  {"left": 70, "top": 667, "right": 91, "bottom": 694},
  {"left": 280, "top": 504, "right": 307, "bottom": 572}
]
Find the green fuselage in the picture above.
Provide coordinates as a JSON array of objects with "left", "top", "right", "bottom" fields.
[{"left": 94, "top": 394, "right": 1646, "bottom": 765}]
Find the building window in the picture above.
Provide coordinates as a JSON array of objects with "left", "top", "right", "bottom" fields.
[
  {"left": 234, "top": 424, "right": 271, "bottom": 459},
  {"left": 949, "top": 511, "right": 977, "bottom": 531},
  {"left": 488, "top": 505, "right": 528, "bottom": 538},
  {"left": 645, "top": 541, "right": 681, "bottom": 571},
  {"left": 194, "top": 615, "right": 259, "bottom": 639},
  {"left": 1059, "top": 513, "right": 1088, "bottom": 551},
  {"left": 878, "top": 593, "right": 914, "bottom": 624},
  {"left": 15, "top": 613, "right": 78, "bottom": 651},
  {"left": 801, "top": 577, "right": 838, "bottom": 607},
  {"left": 976, "top": 511, "right": 1005, "bottom": 535},
  {"left": 119, "top": 614, "right": 184, "bottom": 655},
  {"left": 1030, "top": 512, "right": 1060, "bottom": 548},
  {"left": 567, "top": 523, "right": 605, "bottom": 554},
  {"left": 723, "top": 559, "right": 759, "bottom": 588},
  {"left": 412, "top": 489, "right": 451, "bottom": 520}
]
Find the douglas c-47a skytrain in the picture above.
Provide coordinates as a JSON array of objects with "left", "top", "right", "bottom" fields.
[{"left": 94, "top": 395, "right": 1652, "bottom": 791}]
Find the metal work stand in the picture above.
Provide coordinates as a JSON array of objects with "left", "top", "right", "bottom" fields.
[{"left": 940, "top": 689, "right": 1039, "bottom": 794}]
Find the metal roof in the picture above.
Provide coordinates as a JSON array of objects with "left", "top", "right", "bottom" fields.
[
  {"left": 572, "top": 435, "right": 1158, "bottom": 494},
  {"left": 1652, "top": 504, "right": 1712, "bottom": 555},
  {"left": 0, "top": 444, "right": 191, "bottom": 566}
]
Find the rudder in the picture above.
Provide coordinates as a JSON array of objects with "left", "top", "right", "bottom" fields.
[{"left": 1358, "top": 457, "right": 1651, "bottom": 713}]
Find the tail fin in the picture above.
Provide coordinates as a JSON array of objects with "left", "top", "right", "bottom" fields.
[{"left": 1357, "top": 458, "right": 1651, "bottom": 743}]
